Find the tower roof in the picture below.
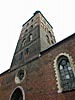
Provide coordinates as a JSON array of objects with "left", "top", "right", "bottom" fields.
[{"left": 22, "top": 10, "right": 53, "bottom": 28}]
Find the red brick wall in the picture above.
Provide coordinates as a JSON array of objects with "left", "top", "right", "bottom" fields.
[{"left": 0, "top": 34, "right": 75, "bottom": 100}]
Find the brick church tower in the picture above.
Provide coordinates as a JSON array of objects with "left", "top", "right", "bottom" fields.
[
  {"left": 0, "top": 11, "right": 75, "bottom": 100},
  {"left": 10, "top": 11, "right": 56, "bottom": 71}
]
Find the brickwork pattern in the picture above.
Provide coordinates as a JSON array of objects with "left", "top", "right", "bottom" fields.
[{"left": 0, "top": 34, "right": 75, "bottom": 100}]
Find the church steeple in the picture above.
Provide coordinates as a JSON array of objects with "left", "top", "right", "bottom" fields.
[{"left": 10, "top": 11, "right": 56, "bottom": 70}]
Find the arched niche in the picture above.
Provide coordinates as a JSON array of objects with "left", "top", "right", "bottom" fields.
[{"left": 9, "top": 86, "right": 25, "bottom": 100}]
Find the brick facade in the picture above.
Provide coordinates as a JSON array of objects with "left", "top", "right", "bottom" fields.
[
  {"left": 0, "top": 33, "right": 75, "bottom": 100},
  {"left": 0, "top": 11, "right": 75, "bottom": 100}
]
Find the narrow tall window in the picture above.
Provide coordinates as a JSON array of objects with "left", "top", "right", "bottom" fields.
[
  {"left": 30, "top": 25, "right": 33, "bottom": 30},
  {"left": 29, "top": 34, "right": 32, "bottom": 41},
  {"left": 58, "top": 56, "right": 75, "bottom": 91},
  {"left": 51, "top": 40, "right": 54, "bottom": 44},
  {"left": 26, "top": 48, "right": 29, "bottom": 55},
  {"left": 49, "top": 31, "right": 52, "bottom": 37}
]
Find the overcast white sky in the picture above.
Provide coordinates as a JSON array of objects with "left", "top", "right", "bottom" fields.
[{"left": 0, "top": 0, "right": 75, "bottom": 74}]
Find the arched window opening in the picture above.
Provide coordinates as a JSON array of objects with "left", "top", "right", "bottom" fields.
[
  {"left": 25, "top": 29, "right": 28, "bottom": 33},
  {"left": 30, "top": 25, "right": 33, "bottom": 30},
  {"left": 26, "top": 48, "right": 29, "bottom": 55},
  {"left": 29, "top": 34, "right": 32, "bottom": 41},
  {"left": 51, "top": 40, "right": 54, "bottom": 44},
  {"left": 58, "top": 55, "right": 75, "bottom": 91},
  {"left": 46, "top": 35, "right": 50, "bottom": 44},
  {"left": 49, "top": 31, "right": 52, "bottom": 37},
  {"left": 10, "top": 88, "right": 23, "bottom": 100},
  {"left": 31, "top": 19, "right": 33, "bottom": 22}
]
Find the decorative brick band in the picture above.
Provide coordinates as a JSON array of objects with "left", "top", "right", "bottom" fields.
[{"left": 53, "top": 53, "right": 75, "bottom": 93}]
